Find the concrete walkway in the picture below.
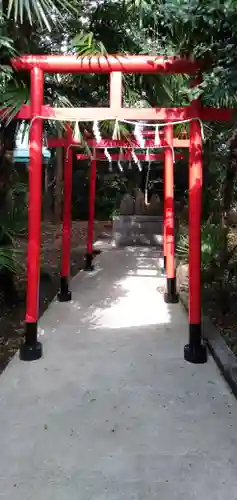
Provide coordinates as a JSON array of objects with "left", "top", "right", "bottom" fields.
[{"left": 1, "top": 247, "right": 237, "bottom": 500}]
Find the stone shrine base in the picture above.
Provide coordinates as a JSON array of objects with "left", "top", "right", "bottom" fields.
[{"left": 112, "top": 215, "right": 164, "bottom": 247}]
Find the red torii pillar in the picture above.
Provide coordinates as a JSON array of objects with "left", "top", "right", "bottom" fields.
[
  {"left": 184, "top": 103, "right": 207, "bottom": 363},
  {"left": 164, "top": 126, "right": 178, "bottom": 303},
  {"left": 84, "top": 154, "right": 97, "bottom": 271},
  {"left": 58, "top": 126, "right": 73, "bottom": 302},
  {"left": 163, "top": 169, "right": 167, "bottom": 271},
  {"left": 20, "top": 67, "right": 44, "bottom": 361}
]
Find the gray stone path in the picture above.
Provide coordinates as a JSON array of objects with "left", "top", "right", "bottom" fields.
[{"left": 0, "top": 247, "right": 237, "bottom": 500}]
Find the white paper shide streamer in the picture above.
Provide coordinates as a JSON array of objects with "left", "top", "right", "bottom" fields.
[
  {"left": 105, "top": 148, "right": 113, "bottom": 171},
  {"left": 112, "top": 119, "right": 119, "bottom": 140},
  {"left": 145, "top": 148, "right": 150, "bottom": 162},
  {"left": 93, "top": 120, "right": 102, "bottom": 143},
  {"left": 118, "top": 160, "right": 123, "bottom": 172},
  {"left": 117, "top": 148, "right": 123, "bottom": 172},
  {"left": 134, "top": 122, "right": 145, "bottom": 148},
  {"left": 73, "top": 121, "right": 81, "bottom": 142},
  {"left": 131, "top": 149, "right": 142, "bottom": 171},
  {"left": 104, "top": 148, "right": 112, "bottom": 163},
  {"left": 155, "top": 125, "right": 160, "bottom": 146}
]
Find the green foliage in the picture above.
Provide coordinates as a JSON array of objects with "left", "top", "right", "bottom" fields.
[
  {"left": 201, "top": 224, "right": 227, "bottom": 270},
  {"left": 6, "top": 0, "right": 79, "bottom": 30},
  {"left": 176, "top": 223, "right": 227, "bottom": 271},
  {"left": 0, "top": 203, "right": 27, "bottom": 244},
  {"left": 176, "top": 230, "right": 189, "bottom": 264},
  {"left": 0, "top": 82, "right": 29, "bottom": 123},
  {"left": 71, "top": 32, "right": 107, "bottom": 56},
  {"left": 0, "top": 247, "right": 22, "bottom": 274},
  {"left": 0, "top": 181, "right": 27, "bottom": 274}
]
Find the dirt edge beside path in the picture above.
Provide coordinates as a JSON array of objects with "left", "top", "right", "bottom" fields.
[{"left": 0, "top": 221, "right": 111, "bottom": 374}]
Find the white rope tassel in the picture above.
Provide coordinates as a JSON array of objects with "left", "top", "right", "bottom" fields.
[
  {"left": 118, "top": 160, "right": 123, "bottom": 172},
  {"left": 118, "top": 147, "right": 123, "bottom": 172},
  {"left": 93, "top": 120, "right": 102, "bottom": 143},
  {"left": 131, "top": 149, "right": 142, "bottom": 171},
  {"left": 145, "top": 148, "right": 150, "bottom": 162},
  {"left": 112, "top": 119, "right": 119, "bottom": 140},
  {"left": 155, "top": 125, "right": 160, "bottom": 145},
  {"left": 137, "top": 161, "right": 142, "bottom": 172},
  {"left": 73, "top": 121, "right": 81, "bottom": 142},
  {"left": 105, "top": 147, "right": 113, "bottom": 172},
  {"left": 128, "top": 160, "right": 132, "bottom": 170},
  {"left": 104, "top": 147, "right": 112, "bottom": 163},
  {"left": 131, "top": 149, "right": 138, "bottom": 164},
  {"left": 134, "top": 122, "right": 145, "bottom": 148}
]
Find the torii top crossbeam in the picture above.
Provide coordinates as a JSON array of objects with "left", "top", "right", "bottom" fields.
[
  {"left": 12, "top": 55, "right": 200, "bottom": 74},
  {"left": 10, "top": 55, "right": 233, "bottom": 122}
]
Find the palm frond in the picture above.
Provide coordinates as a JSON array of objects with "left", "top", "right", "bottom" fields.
[
  {"left": 71, "top": 31, "right": 107, "bottom": 56},
  {"left": 0, "top": 82, "right": 29, "bottom": 124},
  {"left": 7, "top": 0, "right": 79, "bottom": 30}
]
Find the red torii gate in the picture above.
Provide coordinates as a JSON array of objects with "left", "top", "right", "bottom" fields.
[
  {"left": 47, "top": 132, "right": 187, "bottom": 293},
  {"left": 10, "top": 54, "right": 233, "bottom": 366},
  {"left": 47, "top": 132, "right": 187, "bottom": 277},
  {"left": 44, "top": 133, "right": 186, "bottom": 289},
  {"left": 75, "top": 150, "right": 184, "bottom": 274}
]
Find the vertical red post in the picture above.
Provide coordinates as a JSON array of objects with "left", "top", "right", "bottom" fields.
[
  {"left": 58, "top": 127, "right": 73, "bottom": 302},
  {"left": 184, "top": 114, "right": 207, "bottom": 363},
  {"left": 85, "top": 155, "right": 97, "bottom": 271},
  {"left": 163, "top": 166, "right": 167, "bottom": 271},
  {"left": 20, "top": 67, "right": 44, "bottom": 361},
  {"left": 164, "top": 126, "right": 178, "bottom": 303}
]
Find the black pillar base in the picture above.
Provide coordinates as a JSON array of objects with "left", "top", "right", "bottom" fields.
[
  {"left": 163, "top": 255, "right": 166, "bottom": 272},
  {"left": 164, "top": 277, "right": 179, "bottom": 304},
  {"left": 57, "top": 277, "right": 72, "bottom": 302},
  {"left": 19, "top": 322, "right": 43, "bottom": 361},
  {"left": 84, "top": 253, "right": 94, "bottom": 271},
  {"left": 184, "top": 324, "right": 208, "bottom": 364}
]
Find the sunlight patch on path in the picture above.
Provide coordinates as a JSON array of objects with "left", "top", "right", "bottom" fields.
[{"left": 89, "top": 271, "right": 170, "bottom": 329}]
